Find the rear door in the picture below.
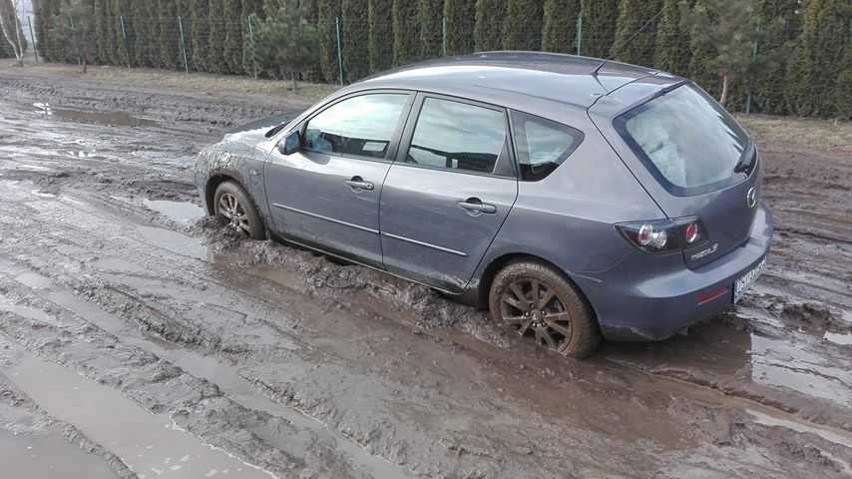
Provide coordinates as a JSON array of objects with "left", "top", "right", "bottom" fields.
[
  {"left": 264, "top": 92, "right": 413, "bottom": 267},
  {"left": 605, "top": 83, "right": 760, "bottom": 268},
  {"left": 379, "top": 94, "right": 518, "bottom": 292}
]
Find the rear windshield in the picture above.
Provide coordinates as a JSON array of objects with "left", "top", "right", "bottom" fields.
[{"left": 614, "top": 84, "right": 752, "bottom": 196}]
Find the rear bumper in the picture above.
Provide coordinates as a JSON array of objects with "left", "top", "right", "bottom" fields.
[{"left": 577, "top": 204, "right": 773, "bottom": 341}]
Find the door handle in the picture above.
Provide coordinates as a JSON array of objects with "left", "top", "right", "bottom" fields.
[
  {"left": 344, "top": 176, "right": 375, "bottom": 191},
  {"left": 458, "top": 198, "right": 497, "bottom": 215}
]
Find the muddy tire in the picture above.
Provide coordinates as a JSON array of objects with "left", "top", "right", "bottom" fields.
[
  {"left": 489, "top": 261, "right": 600, "bottom": 358},
  {"left": 213, "top": 181, "right": 266, "bottom": 240}
]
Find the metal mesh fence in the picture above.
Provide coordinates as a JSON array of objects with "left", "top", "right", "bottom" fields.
[{"left": 8, "top": 9, "right": 852, "bottom": 119}]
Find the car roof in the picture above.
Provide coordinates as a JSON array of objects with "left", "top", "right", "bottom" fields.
[{"left": 353, "top": 51, "right": 668, "bottom": 110}]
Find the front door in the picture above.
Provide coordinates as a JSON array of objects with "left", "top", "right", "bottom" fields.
[
  {"left": 380, "top": 95, "right": 518, "bottom": 292},
  {"left": 264, "top": 92, "right": 413, "bottom": 267}
]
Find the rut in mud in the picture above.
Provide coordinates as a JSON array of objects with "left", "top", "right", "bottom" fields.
[{"left": 0, "top": 67, "right": 851, "bottom": 478}]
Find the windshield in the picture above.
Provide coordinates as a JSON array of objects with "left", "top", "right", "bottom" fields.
[{"left": 615, "top": 84, "right": 752, "bottom": 196}]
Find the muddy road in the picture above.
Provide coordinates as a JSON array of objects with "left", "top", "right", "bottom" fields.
[{"left": 0, "top": 69, "right": 850, "bottom": 478}]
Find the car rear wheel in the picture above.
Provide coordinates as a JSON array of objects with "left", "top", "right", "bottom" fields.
[
  {"left": 213, "top": 181, "right": 265, "bottom": 240},
  {"left": 489, "top": 261, "right": 600, "bottom": 358}
]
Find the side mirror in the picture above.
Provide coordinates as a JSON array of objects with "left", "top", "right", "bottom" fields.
[{"left": 279, "top": 131, "right": 302, "bottom": 155}]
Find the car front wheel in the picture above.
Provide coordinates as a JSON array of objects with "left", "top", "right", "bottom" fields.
[
  {"left": 213, "top": 181, "right": 266, "bottom": 240},
  {"left": 489, "top": 261, "right": 600, "bottom": 358}
]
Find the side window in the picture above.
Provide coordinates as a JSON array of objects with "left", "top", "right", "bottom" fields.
[
  {"left": 304, "top": 94, "right": 408, "bottom": 159},
  {"left": 511, "top": 111, "right": 583, "bottom": 181},
  {"left": 405, "top": 98, "right": 509, "bottom": 175}
]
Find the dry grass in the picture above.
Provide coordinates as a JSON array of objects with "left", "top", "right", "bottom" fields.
[
  {"left": 738, "top": 114, "right": 852, "bottom": 154},
  {"left": 3, "top": 62, "right": 339, "bottom": 105}
]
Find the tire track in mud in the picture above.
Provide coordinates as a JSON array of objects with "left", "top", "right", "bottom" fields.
[
  {"left": 0, "top": 265, "right": 406, "bottom": 479},
  {"left": 2, "top": 180, "right": 851, "bottom": 478}
]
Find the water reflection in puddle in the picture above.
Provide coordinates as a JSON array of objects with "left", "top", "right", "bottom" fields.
[
  {"left": 750, "top": 333, "right": 852, "bottom": 407},
  {"left": 136, "top": 225, "right": 207, "bottom": 260},
  {"left": 0, "top": 294, "right": 63, "bottom": 327},
  {"left": 143, "top": 199, "right": 205, "bottom": 224},
  {"left": 0, "top": 430, "right": 118, "bottom": 479},
  {"left": 824, "top": 331, "right": 852, "bottom": 346},
  {"left": 604, "top": 320, "right": 852, "bottom": 408},
  {"left": 33, "top": 103, "right": 157, "bottom": 128}
]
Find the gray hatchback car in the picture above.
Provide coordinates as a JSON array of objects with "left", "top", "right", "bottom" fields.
[{"left": 195, "top": 52, "right": 773, "bottom": 358}]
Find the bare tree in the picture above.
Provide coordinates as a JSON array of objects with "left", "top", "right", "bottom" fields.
[{"left": 0, "top": 0, "right": 25, "bottom": 66}]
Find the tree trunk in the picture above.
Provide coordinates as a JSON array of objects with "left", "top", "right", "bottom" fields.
[
  {"left": 13, "top": 3, "right": 23, "bottom": 66},
  {"left": 719, "top": 73, "right": 730, "bottom": 107},
  {"left": 291, "top": 72, "right": 298, "bottom": 91},
  {"left": 0, "top": 3, "right": 24, "bottom": 66},
  {"left": 82, "top": 57, "right": 87, "bottom": 73}
]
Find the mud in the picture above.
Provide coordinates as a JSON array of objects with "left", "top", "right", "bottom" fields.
[{"left": 0, "top": 68, "right": 850, "bottom": 478}]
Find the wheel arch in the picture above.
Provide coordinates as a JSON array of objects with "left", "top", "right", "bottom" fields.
[
  {"left": 204, "top": 171, "right": 248, "bottom": 216},
  {"left": 475, "top": 252, "right": 599, "bottom": 323}
]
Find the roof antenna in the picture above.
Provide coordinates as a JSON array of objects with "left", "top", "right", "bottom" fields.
[
  {"left": 592, "top": 60, "right": 606, "bottom": 76},
  {"left": 607, "top": 8, "right": 666, "bottom": 61}
]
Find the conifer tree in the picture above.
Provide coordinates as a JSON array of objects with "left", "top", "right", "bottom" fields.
[
  {"left": 474, "top": 0, "right": 503, "bottom": 51},
  {"left": 343, "top": 0, "right": 370, "bottom": 80},
  {"left": 157, "top": 0, "right": 180, "bottom": 70},
  {"left": 541, "top": 0, "right": 579, "bottom": 53},
  {"left": 392, "top": 0, "right": 418, "bottom": 65},
  {"left": 190, "top": 0, "right": 209, "bottom": 71},
  {"left": 835, "top": 42, "right": 852, "bottom": 120},
  {"left": 579, "top": 0, "right": 617, "bottom": 58},
  {"left": 444, "top": 0, "right": 473, "bottom": 55},
  {"left": 683, "top": 0, "right": 760, "bottom": 107},
  {"left": 112, "top": 0, "right": 131, "bottom": 67},
  {"left": 206, "top": 0, "right": 226, "bottom": 73},
  {"left": 785, "top": 0, "right": 849, "bottom": 116},
  {"left": 502, "top": 0, "right": 543, "bottom": 50},
  {"left": 93, "top": 0, "right": 114, "bottom": 64},
  {"left": 317, "top": 0, "right": 340, "bottom": 82},
  {"left": 752, "top": 0, "right": 799, "bottom": 114},
  {"left": 611, "top": 0, "right": 662, "bottom": 65},
  {"left": 419, "top": 0, "right": 442, "bottom": 58},
  {"left": 222, "top": 0, "right": 243, "bottom": 74},
  {"left": 368, "top": 0, "right": 392, "bottom": 72},
  {"left": 653, "top": 0, "right": 690, "bottom": 75}
]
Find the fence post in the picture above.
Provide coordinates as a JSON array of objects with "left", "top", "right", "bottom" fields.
[
  {"left": 247, "top": 16, "right": 258, "bottom": 79},
  {"left": 441, "top": 16, "right": 447, "bottom": 56},
  {"left": 575, "top": 15, "right": 583, "bottom": 56},
  {"left": 177, "top": 16, "right": 189, "bottom": 74},
  {"left": 335, "top": 16, "right": 343, "bottom": 86},
  {"left": 27, "top": 15, "right": 38, "bottom": 63},
  {"left": 119, "top": 15, "right": 130, "bottom": 68}
]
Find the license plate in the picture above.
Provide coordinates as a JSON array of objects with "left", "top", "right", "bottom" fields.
[{"left": 734, "top": 257, "right": 766, "bottom": 303}]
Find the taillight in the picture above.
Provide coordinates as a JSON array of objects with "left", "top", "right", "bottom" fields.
[{"left": 617, "top": 218, "right": 705, "bottom": 253}]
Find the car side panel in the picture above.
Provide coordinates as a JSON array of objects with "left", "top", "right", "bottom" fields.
[{"left": 465, "top": 127, "right": 664, "bottom": 305}]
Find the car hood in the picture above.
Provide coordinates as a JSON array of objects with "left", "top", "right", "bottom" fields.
[{"left": 222, "top": 112, "right": 301, "bottom": 146}]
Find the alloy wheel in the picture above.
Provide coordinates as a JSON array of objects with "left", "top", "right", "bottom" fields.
[
  {"left": 499, "top": 278, "right": 574, "bottom": 354},
  {"left": 217, "top": 192, "right": 251, "bottom": 236}
]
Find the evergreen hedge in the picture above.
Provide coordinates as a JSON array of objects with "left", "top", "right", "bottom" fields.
[{"left": 27, "top": 0, "right": 852, "bottom": 120}]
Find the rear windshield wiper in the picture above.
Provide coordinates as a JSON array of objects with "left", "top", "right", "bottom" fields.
[{"left": 733, "top": 146, "right": 757, "bottom": 174}]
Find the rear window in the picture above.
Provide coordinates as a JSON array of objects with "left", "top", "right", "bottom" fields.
[{"left": 614, "top": 84, "right": 752, "bottom": 196}]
